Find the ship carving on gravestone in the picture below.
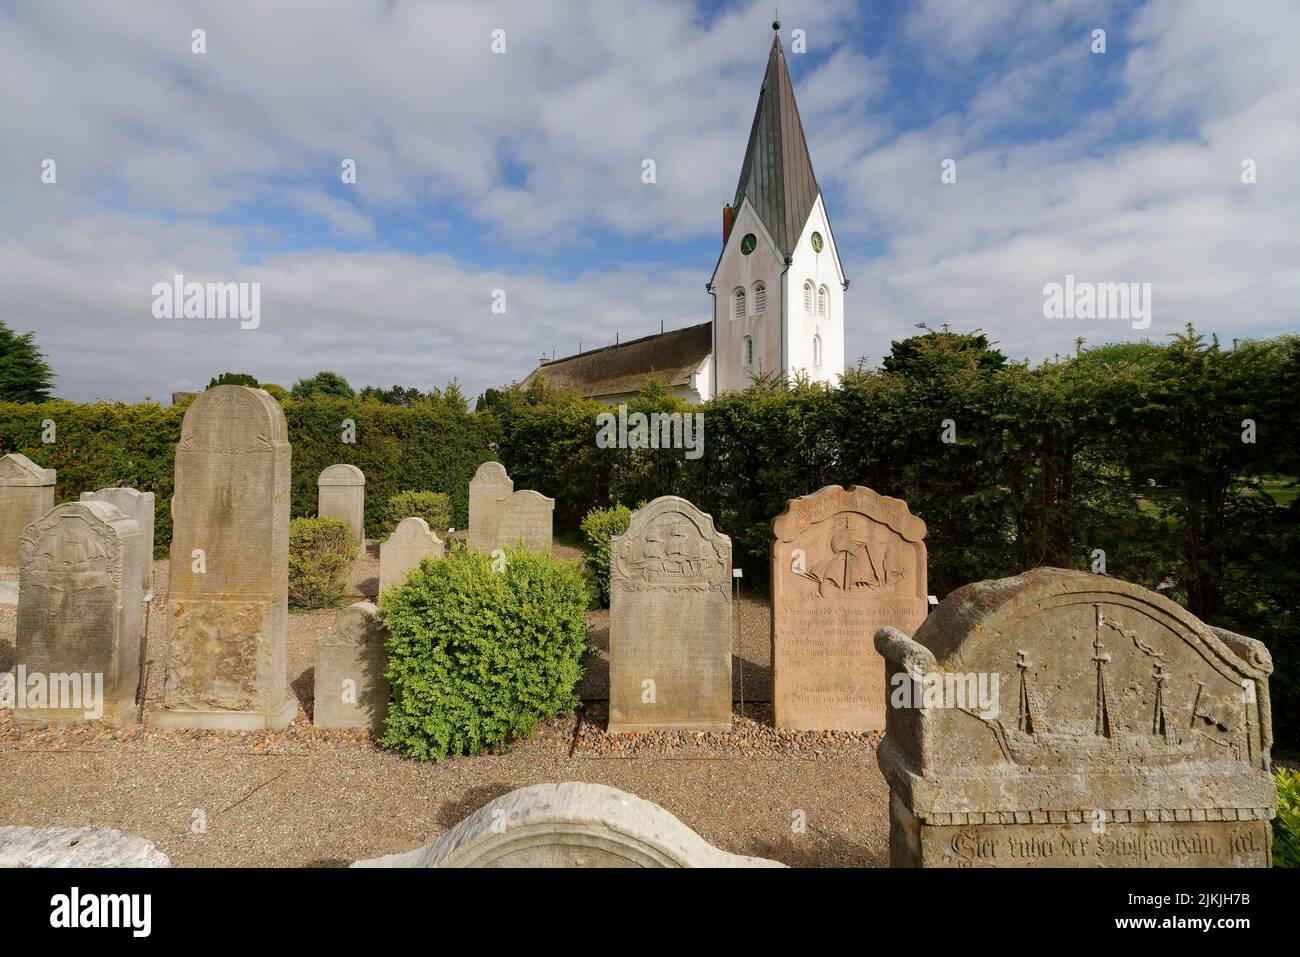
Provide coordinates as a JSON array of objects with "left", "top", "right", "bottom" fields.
[
  {"left": 974, "top": 604, "right": 1259, "bottom": 767},
  {"left": 20, "top": 513, "right": 120, "bottom": 592},
  {"left": 795, "top": 512, "right": 907, "bottom": 599}
]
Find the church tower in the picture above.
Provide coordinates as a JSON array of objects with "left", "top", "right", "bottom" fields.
[{"left": 709, "top": 21, "right": 846, "bottom": 396}]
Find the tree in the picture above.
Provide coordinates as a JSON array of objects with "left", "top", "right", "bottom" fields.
[
  {"left": 290, "top": 371, "right": 355, "bottom": 399},
  {"left": 359, "top": 385, "right": 426, "bottom": 406},
  {"left": 0, "top": 319, "right": 55, "bottom": 402},
  {"left": 208, "top": 372, "right": 258, "bottom": 388},
  {"left": 881, "top": 325, "right": 1007, "bottom": 378}
]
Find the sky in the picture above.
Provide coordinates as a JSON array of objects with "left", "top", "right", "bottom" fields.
[{"left": 1, "top": 0, "right": 1297, "bottom": 403}]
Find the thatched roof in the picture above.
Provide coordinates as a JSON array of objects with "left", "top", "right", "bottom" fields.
[{"left": 522, "top": 322, "right": 711, "bottom": 399}]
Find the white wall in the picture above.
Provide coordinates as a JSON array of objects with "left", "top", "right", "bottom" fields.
[
  {"left": 783, "top": 193, "right": 845, "bottom": 387},
  {"left": 710, "top": 198, "right": 784, "bottom": 395}
]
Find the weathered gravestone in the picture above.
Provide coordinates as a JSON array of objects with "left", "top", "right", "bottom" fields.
[
  {"left": 0, "top": 453, "right": 56, "bottom": 604},
  {"left": 15, "top": 501, "right": 145, "bottom": 726},
  {"left": 468, "top": 461, "right": 554, "bottom": 554},
  {"left": 468, "top": 461, "right": 512, "bottom": 553},
  {"left": 80, "top": 487, "right": 155, "bottom": 597},
  {"left": 352, "top": 783, "right": 784, "bottom": 867},
  {"left": 875, "top": 567, "right": 1275, "bottom": 867},
  {"left": 378, "top": 517, "right": 444, "bottom": 595},
  {"left": 608, "top": 496, "right": 732, "bottom": 732},
  {"left": 771, "top": 485, "right": 928, "bottom": 732},
  {"left": 313, "top": 601, "right": 390, "bottom": 733},
  {"left": 318, "top": 464, "right": 366, "bottom": 547},
  {"left": 150, "top": 385, "right": 297, "bottom": 730}
]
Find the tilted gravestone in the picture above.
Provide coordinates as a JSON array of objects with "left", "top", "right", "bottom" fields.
[
  {"left": 467, "top": 461, "right": 553, "bottom": 554},
  {"left": 80, "top": 487, "right": 156, "bottom": 597},
  {"left": 0, "top": 453, "right": 56, "bottom": 604},
  {"left": 352, "top": 783, "right": 784, "bottom": 868},
  {"left": 150, "top": 385, "right": 297, "bottom": 730},
  {"left": 771, "top": 485, "right": 928, "bottom": 732},
  {"left": 313, "top": 601, "right": 390, "bottom": 733},
  {"left": 318, "top": 464, "right": 365, "bottom": 547},
  {"left": 15, "top": 501, "right": 145, "bottom": 726},
  {"left": 875, "top": 567, "right": 1275, "bottom": 867},
  {"left": 378, "top": 517, "right": 445, "bottom": 595},
  {"left": 608, "top": 496, "right": 732, "bottom": 732}
]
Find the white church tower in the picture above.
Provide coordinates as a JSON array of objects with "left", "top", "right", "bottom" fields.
[{"left": 708, "top": 21, "right": 846, "bottom": 396}]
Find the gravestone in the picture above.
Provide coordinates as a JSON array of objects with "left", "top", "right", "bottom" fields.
[
  {"left": 771, "top": 485, "right": 927, "bottom": 731},
  {"left": 313, "top": 601, "right": 390, "bottom": 733},
  {"left": 352, "top": 783, "right": 784, "bottom": 868},
  {"left": 15, "top": 501, "right": 145, "bottom": 726},
  {"left": 150, "top": 385, "right": 297, "bottom": 730},
  {"left": 378, "top": 517, "right": 445, "bottom": 595},
  {"left": 468, "top": 461, "right": 553, "bottom": 554},
  {"left": 0, "top": 453, "right": 56, "bottom": 603},
  {"left": 318, "top": 464, "right": 365, "bottom": 547},
  {"left": 875, "top": 567, "right": 1275, "bottom": 867},
  {"left": 498, "top": 489, "right": 555, "bottom": 554},
  {"left": 80, "top": 487, "right": 156, "bottom": 597},
  {"left": 608, "top": 496, "right": 732, "bottom": 732},
  {"left": 468, "top": 461, "right": 512, "bottom": 553}
]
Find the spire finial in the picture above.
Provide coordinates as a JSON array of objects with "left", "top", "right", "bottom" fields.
[{"left": 773, "top": 8, "right": 780, "bottom": 31}]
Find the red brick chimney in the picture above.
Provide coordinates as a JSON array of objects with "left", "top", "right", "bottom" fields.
[{"left": 722, "top": 204, "right": 734, "bottom": 245}]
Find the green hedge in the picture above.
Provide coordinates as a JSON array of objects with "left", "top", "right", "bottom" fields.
[
  {"left": 580, "top": 503, "right": 631, "bottom": 606},
  {"left": 380, "top": 545, "right": 589, "bottom": 760},
  {"left": 288, "top": 517, "right": 356, "bottom": 609},
  {"left": 379, "top": 490, "right": 451, "bottom": 540},
  {"left": 1275, "top": 767, "right": 1300, "bottom": 868}
]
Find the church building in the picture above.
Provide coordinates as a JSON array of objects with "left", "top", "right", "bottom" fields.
[{"left": 523, "top": 23, "right": 846, "bottom": 404}]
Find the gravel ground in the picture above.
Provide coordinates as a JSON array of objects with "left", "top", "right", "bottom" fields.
[{"left": 0, "top": 545, "right": 890, "bottom": 868}]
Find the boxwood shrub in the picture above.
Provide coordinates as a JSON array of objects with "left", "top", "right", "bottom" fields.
[
  {"left": 380, "top": 544, "right": 589, "bottom": 760},
  {"left": 288, "top": 516, "right": 356, "bottom": 609},
  {"left": 579, "top": 503, "right": 631, "bottom": 607}
]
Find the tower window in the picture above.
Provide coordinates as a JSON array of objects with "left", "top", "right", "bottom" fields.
[
  {"left": 813, "top": 334, "right": 823, "bottom": 367},
  {"left": 817, "top": 284, "right": 828, "bottom": 318},
  {"left": 744, "top": 335, "right": 754, "bottom": 368},
  {"left": 803, "top": 280, "right": 813, "bottom": 313},
  {"left": 752, "top": 281, "right": 766, "bottom": 314},
  {"left": 732, "top": 287, "right": 746, "bottom": 321}
]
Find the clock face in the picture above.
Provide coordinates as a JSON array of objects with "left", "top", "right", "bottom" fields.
[
  {"left": 811, "top": 232, "right": 823, "bottom": 253},
  {"left": 740, "top": 233, "right": 756, "bottom": 255}
]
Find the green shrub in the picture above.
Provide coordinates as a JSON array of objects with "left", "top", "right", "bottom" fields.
[
  {"left": 1275, "top": 767, "right": 1300, "bottom": 868},
  {"left": 381, "top": 490, "right": 452, "bottom": 539},
  {"left": 380, "top": 545, "right": 590, "bottom": 760},
  {"left": 288, "top": 517, "right": 357, "bottom": 609},
  {"left": 580, "top": 503, "right": 631, "bottom": 606}
]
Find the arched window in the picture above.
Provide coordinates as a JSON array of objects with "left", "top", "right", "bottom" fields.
[
  {"left": 803, "top": 280, "right": 814, "bottom": 313},
  {"left": 743, "top": 336, "right": 754, "bottom": 368},
  {"left": 817, "top": 284, "right": 828, "bottom": 318},
  {"left": 732, "top": 287, "right": 746, "bottom": 321},
  {"left": 752, "top": 281, "right": 766, "bottom": 314},
  {"left": 813, "top": 334, "right": 823, "bottom": 367}
]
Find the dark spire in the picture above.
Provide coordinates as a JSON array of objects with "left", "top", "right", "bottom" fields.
[{"left": 732, "top": 30, "right": 820, "bottom": 258}]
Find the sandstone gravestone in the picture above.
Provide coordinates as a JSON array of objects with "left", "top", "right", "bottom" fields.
[
  {"left": 608, "top": 496, "right": 732, "bottom": 732},
  {"left": 468, "top": 461, "right": 554, "bottom": 554},
  {"left": 15, "top": 501, "right": 145, "bottom": 726},
  {"left": 352, "top": 783, "right": 784, "bottom": 867},
  {"left": 378, "top": 517, "right": 445, "bottom": 595},
  {"left": 318, "top": 464, "right": 366, "bottom": 547},
  {"left": 498, "top": 489, "right": 555, "bottom": 554},
  {"left": 0, "top": 453, "right": 56, "bottom": 604},
  {"left": 313, "top": 601, "right": 390, "bottom": 733},
  {"left": 875, "top": 567, "right": 1275, "bottom": 867},
  {"left": 771, "top": 485, "right": 928, "bottom": 732},
  {"left": 151, "top": 385, "right": 297, "bottom": 730},
  {"left": 80, "top": 487, "right": 155, "bottom": 597},
  {"left": 468, "top": 461, "right": 512, "bottom": 553}
]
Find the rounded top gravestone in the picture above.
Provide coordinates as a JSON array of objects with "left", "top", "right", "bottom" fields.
[{"left": 318, "top": 464, "right": 365, "bottom": 487}]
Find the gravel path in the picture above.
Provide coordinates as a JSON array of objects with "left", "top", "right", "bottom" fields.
[{"left": 0, "top": 548, "right": 890, "bottom": 868}]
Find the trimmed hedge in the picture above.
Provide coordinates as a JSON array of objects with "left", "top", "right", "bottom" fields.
[
  {"left": 288, "top": 517, "right": 356, "bottom": 609},
  {"left": 1276, "top": 767, "right": 1300, "bottom": 868},
  {"left": 580, "top": 503, "right": 631, "bottom": 606},
  {"left": 380, "top": 490, "right": 451, "bottom": 539},
  {"left": 380, "top": 545, "right": 589, "bottom": 761}
]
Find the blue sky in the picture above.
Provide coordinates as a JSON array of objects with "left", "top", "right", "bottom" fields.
[{"left": 1, "top": 0, "right": 1296, "bottom": 402}]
